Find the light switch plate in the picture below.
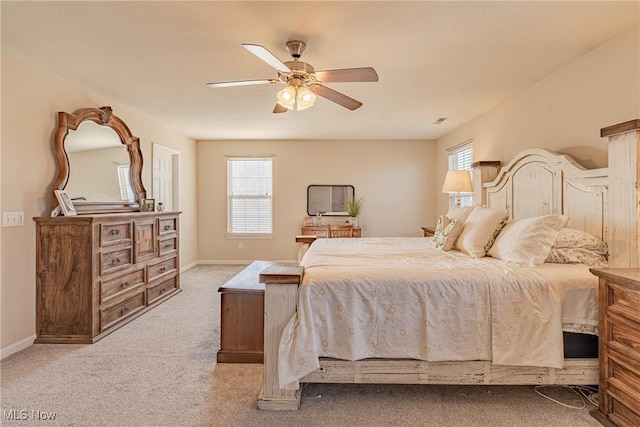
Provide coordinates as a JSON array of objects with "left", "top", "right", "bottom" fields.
[{"left": 3, "top": 212, "right": 24, "bottom": 227}]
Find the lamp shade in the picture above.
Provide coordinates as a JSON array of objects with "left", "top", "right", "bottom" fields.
[
  {"left": 276, "top": 86, "right": 296, "bottom": 110},
  {"left": 296, "top": 86, "right": 316, "bottom": 111},
  {"left": 441, "top": 170, "right": 473, "bottom": 194}
]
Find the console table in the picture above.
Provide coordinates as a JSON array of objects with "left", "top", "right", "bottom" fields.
[{"left": 300, "top": 225, "right": 361, "bottom": 238}]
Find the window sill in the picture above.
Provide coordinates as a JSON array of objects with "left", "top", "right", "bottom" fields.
[{"left": 226, "top": 233, "right": 273, "bottom": 239}]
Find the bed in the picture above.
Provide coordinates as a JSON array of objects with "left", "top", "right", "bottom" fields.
[{"left": 258, "top": 148, "right": 610, "bottom": 410}]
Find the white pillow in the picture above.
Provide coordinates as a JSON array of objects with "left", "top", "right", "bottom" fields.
[
  {"left": 454, "top": 206, "right": 509, "bottom": 258},
  {"left": 487, "top": 214, "right": 569, "bottom": 267},
  {"left": 433, "top": 215, "right": 463, "bottom": 251},
  {"left": 446, "top": 206, "right": 474, "bottom": 223}
]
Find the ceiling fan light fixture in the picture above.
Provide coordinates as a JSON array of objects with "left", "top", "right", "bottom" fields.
[{"left": 207, "top": 41, "right": 377, "bottom": 113}]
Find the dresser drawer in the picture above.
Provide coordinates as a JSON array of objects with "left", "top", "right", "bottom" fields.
[
  {"left": 609, "top": 312, "right": 640, "bottom": 355},
  {"left": 100, "top": 269, "right": 145, "bottom": 304},
  {"left": 100, "top": 222, "right": 133, "bottom": 247},
  {"left": 100, "top": 248, "right": 133, "bottom": 276},
  {"left": 609, "top": 283, "right": 640, "bottom": 315},
  {"left": 147, "top": 275, "right": 179, "bottom": 305},
  {"left": 610, "top": 397, "right": 640, "bottom": 427},
  {"left": 301, "top": 228, "right": 329, "bottom": 238},
  {"left": 158, "top": 236, "right": 178, "bottom": 257},
  {"left": 609, "top": 344, "right": 640, "bottom": 392},
  {"left": 100, "top": 290, "right": 145, "bottom": 331},
  {"left": 159, "top": 217, "right": 178, "bottom": 235},
  {"left": 148, "top": 257, "right": 177, "bottom": 281}
]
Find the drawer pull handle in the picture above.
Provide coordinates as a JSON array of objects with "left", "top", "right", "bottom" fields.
[
  {"left": 160, "top": 288, "right": 166, "bottom": 294},
  {"left": 163, "top": 225, "right": 172, "bottom": 231},
  {"left": 121, "top": 281, "right": 130, "bottom": 289},
  {"left": 111, "top": 258, "right": 121, "bottom": 265},
  {"left": 109, "top": 229, "right": 121, "bottom": 235},
  {"left": 164, "top": 243, "right": 172, "bottom": 248},
  {"left": 120, "top": 307, "right": 129, "bottom": 315},
  {"left": 160, "top": 267, "right": 166, "bottom": 272}
]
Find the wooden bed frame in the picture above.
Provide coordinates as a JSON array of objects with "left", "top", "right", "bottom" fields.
[{"left": 257, "top": 121, "right": 640, "bottom": 410}]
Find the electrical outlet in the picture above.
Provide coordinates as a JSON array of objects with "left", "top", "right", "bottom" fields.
[
  {"left": 3, "top": 212, "right": 24, "bottom": 227},
  {"left": 238, "top": 242, "right": 244, "bottom": 249}
]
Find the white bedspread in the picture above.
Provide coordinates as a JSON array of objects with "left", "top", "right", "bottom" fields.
[{"left": 278, "top": 237, "right": 597, "bottom": 390}]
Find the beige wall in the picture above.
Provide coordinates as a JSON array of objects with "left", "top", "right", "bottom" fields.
[
  {"left": 436, "top": 24, "right": 640, "bottom": 216},
  {"left": 0, "top": 54, "right": 198, "bottom": 355},
  {"left": 196, "top": 140, "right": 436, "bottom": 262}
]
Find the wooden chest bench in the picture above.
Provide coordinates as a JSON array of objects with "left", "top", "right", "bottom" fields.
[{"left": 217, "top": 260, "right": 274, "bottom": 363}]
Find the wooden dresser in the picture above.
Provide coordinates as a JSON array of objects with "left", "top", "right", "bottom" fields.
[
  {"left": 34, "top": 211, "right": 181, "bottom": 343},
  {"left": 301, "top": 225, "right": 361, "bottom": 238},
  {"left": 590, "top": 268, "right": 640, "bottom": 427}
]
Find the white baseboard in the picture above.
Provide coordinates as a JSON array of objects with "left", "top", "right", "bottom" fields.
[
  {"left": 1, "top": 334, "right": 35, "bottom": 360},
  {"left": 180, "top": 260, "right": 198, "bottom": 272},
  {"left": 197, "top": 259, "right": 297, "bottom": 266},
  {"left": 197, "top": 260, "right": 254, "bottom": 266}
]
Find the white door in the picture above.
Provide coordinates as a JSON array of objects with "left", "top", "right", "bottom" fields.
[{"left": 152, "top": 143, "right": 180, "bottom": 211}]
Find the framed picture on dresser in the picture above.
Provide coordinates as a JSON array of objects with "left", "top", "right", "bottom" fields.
[{"left": 54, "top": 190, "right": 77, "bottom": 216}]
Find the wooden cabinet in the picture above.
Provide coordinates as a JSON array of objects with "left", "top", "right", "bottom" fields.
[
  {"left": 217, "top": 261, "right": 270, "bottom": 363},
  {"left": 34, "top": 211, "right": 181, "bottom": 344},
  {"left": 590, "top": 268, "right": 640, "bottom": 427},
  {"left": 301, "top": 225, "right": 361, "bottom": 238}
]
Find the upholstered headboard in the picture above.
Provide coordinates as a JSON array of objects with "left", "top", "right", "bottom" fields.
[{"left": 482, "top": 149, "right": 608, "bottom": 240}]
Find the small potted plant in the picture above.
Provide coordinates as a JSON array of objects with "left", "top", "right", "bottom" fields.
[{"left": 344, "top": 196, "right": 363, "bottom": 226}]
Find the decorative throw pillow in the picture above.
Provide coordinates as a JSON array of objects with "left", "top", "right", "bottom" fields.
[
  {"left": 550, "top": 228, "right": 608, "bottom": 255},
  {"left": 487, "top": 214, "right": 569, "bottom": 267},
  {"left": 454, "top": 206, "right": 509, "bottom": 258},
  {"left": 433, "top": 215, "right": 463, "bottom": 251},
  {"left": 546, "top": 247, "right": 608, "bottom": 268}
]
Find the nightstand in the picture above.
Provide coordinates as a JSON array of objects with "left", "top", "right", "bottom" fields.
[
  {"left": 589, "top": 268, "right": 640, "bottom": 427},
  {"left": 422, "top": 226, "right": 436, "bottom": 237}
]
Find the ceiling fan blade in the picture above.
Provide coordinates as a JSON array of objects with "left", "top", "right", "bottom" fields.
[
  {"left": 242, "top": 43, "right": 291, "bottom": 73},
  {"left": 273, "top": 103, "right": 288, "bottom": 114},
  {"left": 314, "top": 67, "right": 378, "bottom": 83},
  {"left": 310, "top": 84, "right": 363, "bottom": 111},
  {"left": 206, "top": 79, "right": 278, "bottom": 88}
]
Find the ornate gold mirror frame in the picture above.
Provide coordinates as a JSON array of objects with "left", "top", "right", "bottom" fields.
[{"left": 52, "top": 106, "right": 146, "bottom": 214}]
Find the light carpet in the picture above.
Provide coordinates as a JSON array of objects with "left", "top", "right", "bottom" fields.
[{"left": 1, "top": 265, "right": 601, "bottom": 426}]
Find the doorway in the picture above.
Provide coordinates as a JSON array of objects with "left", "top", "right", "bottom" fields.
[{"left": 152, "top": 143, "right": 180, "bottom": 211}]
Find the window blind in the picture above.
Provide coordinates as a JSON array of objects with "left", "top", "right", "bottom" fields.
[
  {"left": 447, "top": 142, "right": 474, "bottom": 207},
  {"left": 227, "top": 158, "right": 273, "bottom": 235},
  {"left": 117, "top": 165, "right": 135, "bottom": 202}
]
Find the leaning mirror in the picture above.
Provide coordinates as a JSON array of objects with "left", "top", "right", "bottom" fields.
[
  {"left": 52, "top": 106, "right": 146, "bottom": 214},
  {"left": 307, "top": 185, "right": 354, "bottom": 216}
]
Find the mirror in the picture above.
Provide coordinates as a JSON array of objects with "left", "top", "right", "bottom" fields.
[
  {"left": 307, "top": 185, "right": 354, "bottom": 216},
  {"left": 52, "top": 106, "right": 146, "bottom": 214}
]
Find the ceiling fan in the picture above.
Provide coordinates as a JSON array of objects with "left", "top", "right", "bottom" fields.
[{"left": 206, "top": 40, "right": 378, "bottom": 113}]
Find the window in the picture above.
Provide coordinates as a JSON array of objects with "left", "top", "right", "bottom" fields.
[
  {"left": 117, "top": 164, "right": 135, "bottom": 202},
  {"left": 447, "top": 142, "right": 473, "bottom": 207},
  {"left": 227, "top": 157, "right": 272, "bottom": 235}
]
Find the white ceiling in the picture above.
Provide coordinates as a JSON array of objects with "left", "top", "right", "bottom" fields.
[{"left": 2, "top": 1, "right": 638, "bottom": 141}]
